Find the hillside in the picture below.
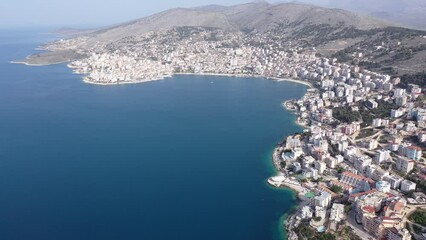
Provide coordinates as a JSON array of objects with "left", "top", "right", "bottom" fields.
[
  {"left": 87, "top": 2, "right": 388, "bottom": 43},
  {"left": 296, "top": 0, "right": 426, "bottom": 30},
  {"left": 22, "top": 1, "right": 426, "bottom": 77}
]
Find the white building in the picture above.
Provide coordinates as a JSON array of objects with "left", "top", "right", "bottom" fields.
[
  {"left": 391, "top": 109, "right": 404, "bottom": 118},
  {"left": 396, "top": 158, "right": 414, "bottom": 174},
  {"left": 354, "top": 155, "right": 372, "bottom": 174},
  {"left": 314, "top": 161, "right": 327, "bottom": 175},
  {"left": 388, "top": 228, "right": 412, "bottom": 240},
  {"left": 383, "top": 175, "right": 403, "bottom": 189},
  {"left": 376, "top": 181, "right": 391, "bottom": 193},
  {"left": 314, "top": 191, "right": 332, "bottom": 208},
  {"left": 400, "top": 180, "right": 416, "bottom": 192},
  {"left": 328, "top": 203, "right": 345, "bottom": 231},
  {"left": 375, "top": 150, "right": 391, "bottom": 164},
  {"left": 372, "top": 118, "right": 382, "bottom": 127},
  {"left": 301, "top": 206, "right": 313, "bottom": 220},
  {"left": 367, "top": 139, "right": 379, "bottom": 150}
]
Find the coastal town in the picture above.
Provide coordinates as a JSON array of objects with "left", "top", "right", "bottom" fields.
[
  {"left": 44, "top": 26, "right": 426, "bottom": 240},
  {"left": 268, "top": 58, "right": 426, "bottom": 238}
]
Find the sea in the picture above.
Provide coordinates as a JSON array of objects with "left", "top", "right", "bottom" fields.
[{"left": 0, "top": 29, "right": 307, "bottom": 240}]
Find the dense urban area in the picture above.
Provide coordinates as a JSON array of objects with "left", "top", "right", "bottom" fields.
[{"left": 40, "top": 26, "right": 426, "bottom": 240}]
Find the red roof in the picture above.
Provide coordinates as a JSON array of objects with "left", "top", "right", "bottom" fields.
[
  {"left": 349, "top": 189, "right": 377, "bottom": 198},
  {"left": 343, "top": 171, "right": 367, "bottom": 181},
  {"left": 363, "top": 206, "right": 375, "bottom": 214}
]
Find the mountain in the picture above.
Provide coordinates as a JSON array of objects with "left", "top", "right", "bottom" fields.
[
  {"left": 86, "top": 2, "right": 388, "bottom": 43},
  {"left": 22, "top": 1, "right": 426, "bottom": 76},
  {"left": 292, "top": 0, "right": 426, "bottom": 30}
]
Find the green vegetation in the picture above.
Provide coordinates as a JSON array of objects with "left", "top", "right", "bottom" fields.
[
  {"left": 406, "top": 175, "right": 426, "bottom": 193},
  {"left": 280, "top": 161, "right": 287, "bottom": 169},
  {"left": 399, "top": 71, "right": 426, "bottom": 88},
  {"left": 359, "top": 100, "right": 398, "bottom": 127},
  {"left": 293, "top": 223, "right": 363, "bottom": 240},
  {"left": 409, "top": 210, "right": 426, "bottom": 227},
  {"left": 412, "top": 224, "right": 422, "bottom": 234},
  {"left": 332, "top": 106, "right": 361, "bottom": 123},
  {"left": 356, "top": 128, "right": 377, "bottom": 140},
  {"left": 336, "top": 166, "right": 345, "bottom": 174},
  {"left": 330, "top": 185, "right": 343, "bottom": 194},
  {"left": 344, "top": 205, "right": 352, "bottom": 213},
  {"left": 294, "top": 224, "right": 337, "bottom": 240}
]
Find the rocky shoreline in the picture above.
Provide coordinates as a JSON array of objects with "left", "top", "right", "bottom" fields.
[{"left": 268, "top": 80, "right": 314, "bottom": 240}]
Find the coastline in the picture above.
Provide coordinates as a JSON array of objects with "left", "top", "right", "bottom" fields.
[
  {"left": 18, "top": 57, "right": 312, "bottom": 239},
  {"left": 267, "top": 82, "right": 312, "bottom": 239},
  {"left": 12, "top": 59, "right": 315, "bottom": 89},
  {"left": 10, "top": 60, "right": 69, "bottom": 67},
  {"left": 83, "top": 72, "right": 314, "bottom": 89}
]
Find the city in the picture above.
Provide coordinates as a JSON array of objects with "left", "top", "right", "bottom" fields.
[{"left": 47, "top": 25, "right": 426, "bottom": 240}]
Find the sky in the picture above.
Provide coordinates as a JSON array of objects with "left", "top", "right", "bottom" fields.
[{"left": 0, "top": 0, "right": 297, "bottom": 28}]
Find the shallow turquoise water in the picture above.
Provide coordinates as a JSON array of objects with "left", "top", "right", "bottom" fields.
[{"left": 0, "top": 30, "right": 306, "bottom": 240}]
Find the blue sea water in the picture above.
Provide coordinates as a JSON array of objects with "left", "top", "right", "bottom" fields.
[{"left": 0, "top": 30, "right": 306, "bottom": 240}]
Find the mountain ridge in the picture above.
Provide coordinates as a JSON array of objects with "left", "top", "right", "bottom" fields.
[
  {"left": 21, "top": 1, "right": 426, "bottom": 76},
  {"left": 85, "top": 2, "right": 390, "bottom": 43}
]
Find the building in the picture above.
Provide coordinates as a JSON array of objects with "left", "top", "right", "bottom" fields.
[
  {"left": 391, "top": 109, "right": 404, "bottom": 118},
  {"left": 314, "top": 161, "right": 326, "bottom": 175},
  {"left": 372, "top": 118, "right": 382, "bottom": 127},
  {"left": 362, "top": 216, "right": 387, "bottom": 239},
  {"left": 395, "top": 96, "right": 407, "bottom": 106},
  {"left": 314, "top": 191, "right": 332, "bottom": 208},
  {"left": 400, "top": 180, "right": 416, "bottom": 192},
  {"left": 367, "top": 166, "right": 389, "bottom": 181},
  {"left": 396, "top": 158, "right": 414, "bottom": 174},
  {"left": 383, "top": 175, "right": 403, "bottom": 189},
  {"left": 300, "top": 206, "right": 313, "bottom": 220},
  {"left": 375, "top": 150, "right": 391, "bottom": 164},
  {"left": 354, "top": 155, "right": 372, "bottom": 174},
  {"left": 291, "top": 162, "right": 302, "bottom": 173},
  {"left": 337, "top": 141, "right": 349, "bottom": 152},
  {"left": 418, "top": 132, "right": 426, "bottom": 143},
  {"left": 366, "top": 99, "right": 378, "bottom": 109},
  {"left": 285, "top": 135, "right": 302, "bottom": 149},
  {"left": 340, "top": 171, "right": 373, "bottom": 192},
  {"left": 387, "top": 228, "right": 412, "bottom": 240},
  {"left": 328, "top": 203, "right": 345, "bottom": 231},
  {"left": 325, "top": 157, "right": 337, "bottom": 169},
  {"left": 394, "top": 88, "right": 406, "bottom": 98},
  {"left": 376, "top": 181, "right": 391, "bottom": 193},
  {"left": 367, "top": 139, "right": 379, "bottom": 150},
  {"left": 404, "top": 146, "right": 422, "bottom": 160}
]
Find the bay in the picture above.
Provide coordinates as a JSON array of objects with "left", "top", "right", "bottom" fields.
[{"left": 0, "top": 30, "right": 306, "bottom": 240}]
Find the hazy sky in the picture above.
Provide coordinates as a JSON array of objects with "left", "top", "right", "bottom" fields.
[
  {"left": 0, "top": 0, "right": 302, "bottom": 28},
  {"left": 0, "top": 0, "right": 328, "bottom": 28}
]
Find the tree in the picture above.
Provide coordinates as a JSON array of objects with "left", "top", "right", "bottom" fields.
[
  {"left": 330, "top": 185, "right": 343, "bottom": 194},
  {"left": 336, "top": 166, "right": 345, "bottom": 174},
  {"left": 409, "top": 210, "right": 426, "bottom": 226},
  {"left": 344, "top": 205, "right": 352, "bottom": 213}
]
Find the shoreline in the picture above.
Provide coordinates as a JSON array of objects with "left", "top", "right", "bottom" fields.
[
  {"left": 11, "top": 59, "right": 315, "bottom": 89},
  {"left": 10, "top": 60, "right": 69, "bottom": 67},
  {"left": 82, "top": 72, "right": 314, "bottom": 89},
  {"left": 267, "top": 82, "right": 312, "bottom": 239},
  {"left": 18, "top": 58, "right": 312, "bottom": 239}
]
